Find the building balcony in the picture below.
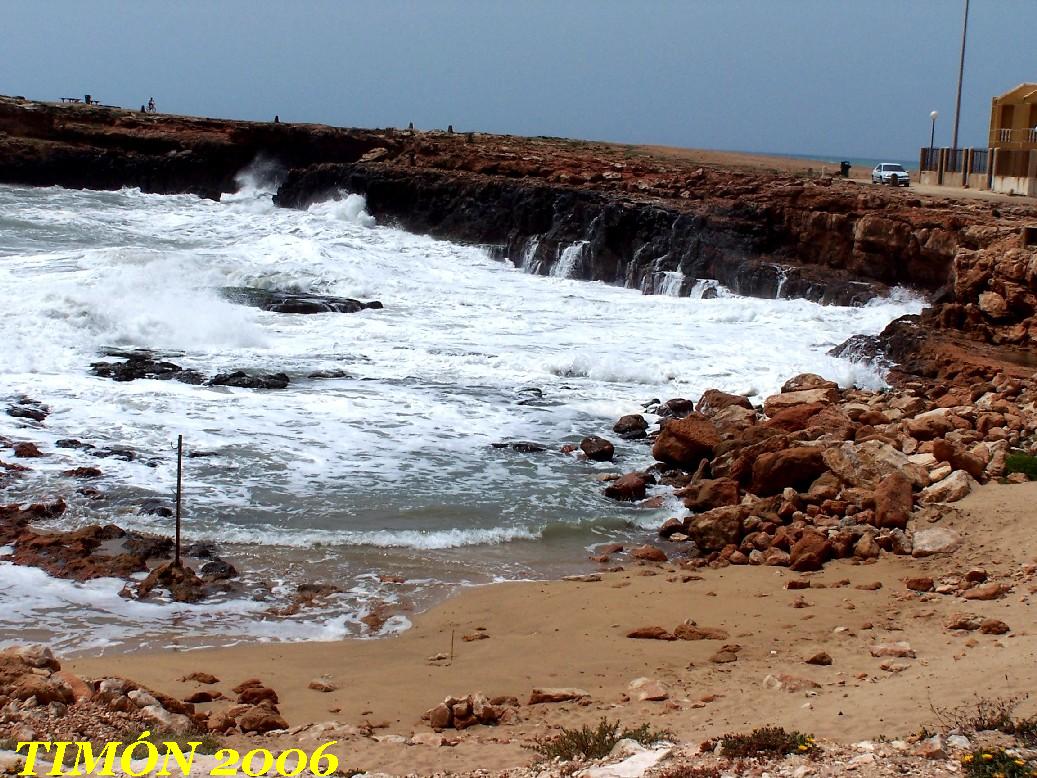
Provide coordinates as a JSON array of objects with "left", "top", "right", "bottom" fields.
[{"left": 989, "top": 127, "right": 1037, "bottom": 149}]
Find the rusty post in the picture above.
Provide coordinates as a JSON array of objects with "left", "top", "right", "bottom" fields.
[{"left": 175, "top": 434, "right": 183, "bottom": 567}]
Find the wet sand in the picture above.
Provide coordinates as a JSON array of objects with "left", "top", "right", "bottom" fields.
[{"left": 70, "top": 481, "right": 1037, "bottom": 775}]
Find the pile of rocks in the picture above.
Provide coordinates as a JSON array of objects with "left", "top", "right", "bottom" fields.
[
  {"left": 422, "top": 693, "right": 520, "bottom": 730},
  {"left": 207, "top": 679, "right": 288, "bottom": 735},
  {"left": 0, "top": 645, "right": 200, "bottom": 743},
  {"left": 598, "top": 370, "right": 1036, "bottom": 571},
  {"left": 0, "top": 645, "right": 291, "bottom": 743}
]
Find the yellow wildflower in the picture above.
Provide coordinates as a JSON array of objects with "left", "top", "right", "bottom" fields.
[
  {"left": 962, "top": 755, "right": 974, "bottom": 764},
  {"left": 983, "top": 752, "right": 994, "bottom": 761}
]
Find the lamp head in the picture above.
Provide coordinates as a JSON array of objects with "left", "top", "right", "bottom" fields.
[{"left": 930, "top": 110, "right": 939, "bottom": 120}]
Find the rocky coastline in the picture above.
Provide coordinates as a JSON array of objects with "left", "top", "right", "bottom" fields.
[{"left": 3, "top": 94, "right": 1037, "bottom": 774}]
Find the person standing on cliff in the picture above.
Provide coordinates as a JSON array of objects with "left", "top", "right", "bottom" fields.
[{"left": 147, "top": 97, "right": 155, "bottom": 113}]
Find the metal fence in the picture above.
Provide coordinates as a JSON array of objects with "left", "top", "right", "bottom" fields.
[
  {"left": 920, "top": 147, "right": 939, "bottom": 172},
  {"left": 918, "top": 147, "right": 994, "bottom": 176},
  {"left": 969, "top": 148, "right": 989, "bottom": 174}
]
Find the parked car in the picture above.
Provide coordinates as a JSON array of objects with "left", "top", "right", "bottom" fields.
[{"left": 872, "top": 163, "right": 910, "bottom": 186}]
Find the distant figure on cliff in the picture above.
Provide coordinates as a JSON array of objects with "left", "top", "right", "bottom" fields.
[
  {"left": 140, "top": 104, "right": 146, "bottom": 113},
  {"left": 274, "top": 115, "right": 280, "bottom": 123},
  {"left": 146, "top": 97, "right": 156, "bottom": 113}
]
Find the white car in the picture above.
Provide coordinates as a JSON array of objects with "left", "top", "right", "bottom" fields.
[{"left": 871, "top": 163, "right": 910, "bottom": 186}]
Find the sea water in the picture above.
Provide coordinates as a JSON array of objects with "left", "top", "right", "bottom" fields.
[{"left": 0, "top": 178, "right": 923, "bottom": 653}]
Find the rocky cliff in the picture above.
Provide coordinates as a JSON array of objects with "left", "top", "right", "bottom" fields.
[{"left": 3, "top": 94, "right": 1036, "bottom": 378}]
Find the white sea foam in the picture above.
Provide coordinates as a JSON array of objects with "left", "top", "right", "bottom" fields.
[{"left": 0, "top": 182, "right": 924, "bottom": 651}]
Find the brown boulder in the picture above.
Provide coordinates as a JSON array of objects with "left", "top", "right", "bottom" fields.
[
  {"left": 904, "top": 577, "right": 934, "bottom": 592},
  {"left": 626, "top": 626, "right": 677, "bottom": 640},
  {"left": 674, "top": 624, "right": 729, "bottom": 641},
  {"left": 979, "top": 619, "right": 1010, "bottom": 635},
  {"left": 781, "top": 373, "right": 839, "bottom": 393},
  {"left": 237, "top": 685, "right": 278, "bottom": 705},
  {"left": 651, "top": 413, "right": 719, "bottom": 470},
  {"left": 182, "top": 671, "right": 219, "bottom": 684},
  {"left": 630, "top": 545, "right": 667, "bottom": 562},
  {"left": 763, "top": 387, "right": 839, "bottom": 417},
  {"left": 601, "top": 473, "right": 647, "bottom": 502},
  {"left": 427, "top": 702, "right": 452, "bottom": 730},
  {"left": 580, "top": 436, "right": 615, "bottom": 462},
  {"left": 528, "top": 687, "right": 589, "bottom": 704},
  {"left": 931, "top": 439, "right": 986, "bottom": 480},
  {"left": 12, "top": 676, "right": 74, "bottom": 705},
  {"left": 53, "top": 671, "right": 93, "bottom": 703},
  {"left": 750, "top": 447, "right": 827, "bottom": 496},
  {"left": 789, "top": 531, "right": 831, "bottom": 572},
  {"left": 696, "top": 389, "right": 753, "bottom": 416},
  {"left": 963, "top": 582, "right": 1007, "bottom": 601},
  {"left": 613, "top": 414, "right": 648, "bottom": 439},
  {"left": 904, "top": 412, "right": 954, "bottom": 440},
  {"left": 237, "top": 705, "right": 288, "bottom": 734},
  {"left": 683, "top": 506, "right": 745, "bottom": 551},
  {"left": 136, "top": 561, "right": 207, "bottom": 603},
  {"left": 678, "top": 478, "right": 740, "bottom": 511},
  {"left": 873, "top": 471, "right": 913, "bottom": 530},
  {"left": 603, "top": 473, "right": 647, "bottom": 501},
  {"left": 761, "top": 402, "right": 828, "bottom": 432},
  {"left": 13, "top": 442, "right": 44, "bottom": 458}
]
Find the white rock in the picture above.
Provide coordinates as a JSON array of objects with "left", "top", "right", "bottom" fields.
[
  {"left": 920, "top": 470, "right": 976, "bottom": 504},
  {"left": 579, "top": 747, "right": 671, "bottom": 778},
  {"left": 140, "top": 704, "right": 194, "bottom": 735},
  {"left": 912, "top": 527, "right": 963, "bottom": 557},
  {"left": 628, "top": 677, "right": 668, "bottom": 702},
  {"left": 127, "top": 689, "right": 159, "bottom": 708}
]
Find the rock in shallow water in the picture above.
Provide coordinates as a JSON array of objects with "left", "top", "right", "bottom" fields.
[
  {"left": 221, "top": 286, "right": 383, "bottom": 314},
  {"left": 208, "top": 370, "right": 290, "bottom": 389}
]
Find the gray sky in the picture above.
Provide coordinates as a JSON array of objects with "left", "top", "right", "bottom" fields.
[{"left": 5, "top": 1, "right": 1034, "bottom": 160}]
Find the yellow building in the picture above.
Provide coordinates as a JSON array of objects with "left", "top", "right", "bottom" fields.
[
  {"left": 920, "top": 82, "right": 1037, "bottom": 196},
  {"left": 989, "top": 83, "right": 1037, "bottom": 149},
  {"left": 988, "top": 83, "right": 1037, "bottom": 196}
]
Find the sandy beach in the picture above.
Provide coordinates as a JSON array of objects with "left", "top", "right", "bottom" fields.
[{"left": 67, "top": 480, "right": 1037, "bottom": 775}]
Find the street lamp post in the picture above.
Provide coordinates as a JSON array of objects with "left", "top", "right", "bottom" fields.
[
  {"left": 951, "top": 0, "right": 970, "bottom": 154},
  {"left": 929, "top": 110, "right": 939, "bottom": 168}
]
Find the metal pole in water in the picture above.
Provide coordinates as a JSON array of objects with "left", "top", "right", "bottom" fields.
[{"left": 175, "top": 434, "right": 183, "bottom": 567}]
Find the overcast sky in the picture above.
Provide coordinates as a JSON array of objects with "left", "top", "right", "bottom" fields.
[{"left": 4, "top": 1, "right": 1034, "bottom": 160}]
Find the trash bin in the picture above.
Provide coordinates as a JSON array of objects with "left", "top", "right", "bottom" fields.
[{"left": 839, "top": 161, "right": 851, "bottom": 178}]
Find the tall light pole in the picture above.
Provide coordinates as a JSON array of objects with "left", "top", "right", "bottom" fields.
[
  {"left": 951, "top": 0, "right": 970, "bottom": 153},
  {"left": 930, "top": 110, "right": 939, "bottom": 165}
]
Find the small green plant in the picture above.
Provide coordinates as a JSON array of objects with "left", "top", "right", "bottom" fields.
[
  {"left": 702, "top": 726, "right": 817, "bottom": 758},
  {"left": 532, "top": 717, "right": 672, "bottom": 762},
  {"left": 1005, "top": 453, "right": 1037, "bottom": 480},
  {"left": 931, "top": 695, "right": 1037, "bottom": 743},
  {"left": 960, "top": 748, "right": 1036, "bottom": 777}
]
